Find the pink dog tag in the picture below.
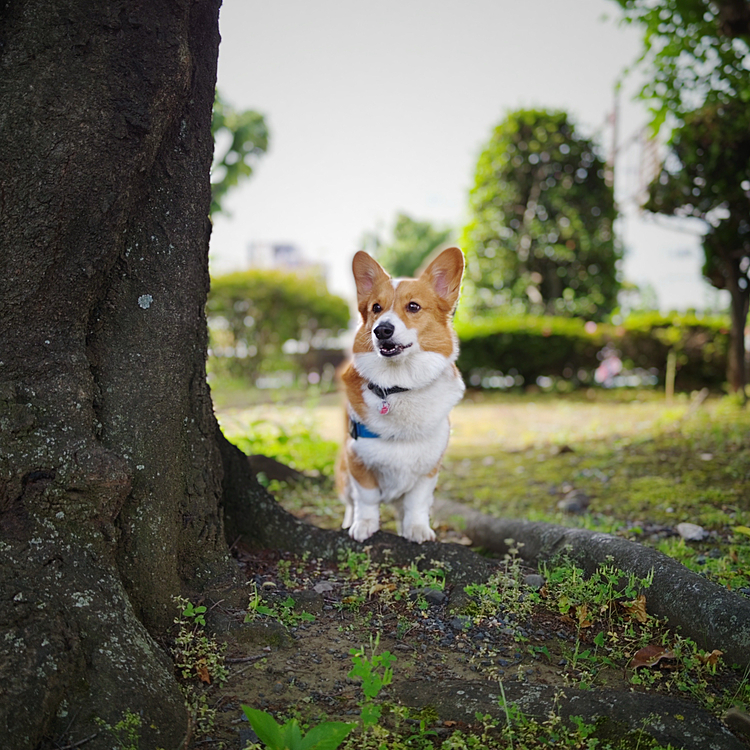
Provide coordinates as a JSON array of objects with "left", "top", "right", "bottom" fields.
[{"left": 380, "top": 401, "right": 390, "bottom": 415}]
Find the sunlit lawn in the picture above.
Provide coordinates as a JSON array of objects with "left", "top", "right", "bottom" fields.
[{"left": 215, "top": 387, "right": 750, "bottom": 592}]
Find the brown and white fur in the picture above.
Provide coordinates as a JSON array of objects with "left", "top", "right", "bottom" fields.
[{"left": 336, "top": 246, "right": 465, "bottom": 543}]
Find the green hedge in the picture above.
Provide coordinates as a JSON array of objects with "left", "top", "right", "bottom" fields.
[
  {"left": 207, "top": 269, "right": 350, "bottom": 385},
  {"left": 455, "top": 311, "right": 730, "bottom": 390}
]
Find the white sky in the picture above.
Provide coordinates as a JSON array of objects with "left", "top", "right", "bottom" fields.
[{"left": 211, "top": 0, "right": 725, "bottom": 312}]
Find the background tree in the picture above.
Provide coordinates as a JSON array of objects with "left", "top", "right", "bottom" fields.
[
  {"left": 210, "top": 92, "right": 269, "bottom": 216},
  {"left": 461, "top": 109, "right": 620, "bottom": 320},
  {"left": 612, "top": 0, "right": 750, "bottom": 395},
  {"left": 365, "top": 212, "right": 453, "bottom": 278},
  {"left": 207, "top": 268, "right": 350, "bottom": 383},
  {"left": 645, "top": 100, "right": 750, "bottom": 394}
]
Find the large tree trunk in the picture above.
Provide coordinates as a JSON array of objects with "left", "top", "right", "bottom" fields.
[
  {"left": 726, "top": 266, "right": 749, "bottom": 398},
  {"left": 0, "top": 2, "right": 241, "bottom": 747}
]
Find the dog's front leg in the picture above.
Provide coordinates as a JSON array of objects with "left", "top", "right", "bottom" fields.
[
  {"left": 399, "top": 473, "right": 438, "bottom": 543},
  {"left": 347, "top": 478, "right": 381, "bottom": 542}
]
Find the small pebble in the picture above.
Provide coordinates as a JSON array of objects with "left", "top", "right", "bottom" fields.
[
  {"left": 676, "top": 522, "right": 707, "bottom": 541},
  {"left": 524, "top": 574, "right": 545, "bottom": 590}
]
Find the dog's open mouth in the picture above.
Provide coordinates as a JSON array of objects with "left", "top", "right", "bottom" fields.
[{"left": 378, "top": 341, "right": 412, "bottom": 358}]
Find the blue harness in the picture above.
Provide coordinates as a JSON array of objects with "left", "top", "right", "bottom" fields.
[
  {"left": 349, "top": 382, "right": 410, "bottom": 440},
  {"left": 349, "top": 419, "right": 382, "bottom": 440}
]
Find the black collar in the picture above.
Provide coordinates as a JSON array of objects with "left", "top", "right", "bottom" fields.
[{"left": 367, "top": 382, "right": 410, "bottom": 400}]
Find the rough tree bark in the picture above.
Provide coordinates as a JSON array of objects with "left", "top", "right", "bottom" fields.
[
  {"left": 0, "top": 2, "right": 242, "bottom": 747},
  {"left": 726, "top": 258, "right": 750, "bottom": 397}
]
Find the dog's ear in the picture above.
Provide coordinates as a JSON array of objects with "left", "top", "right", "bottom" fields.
[
  {"left": 352, "top": 251, "right": 389, "bottom": 305},
  {"left": 421, "top": 246, "right": 464, "bottom": 310}
]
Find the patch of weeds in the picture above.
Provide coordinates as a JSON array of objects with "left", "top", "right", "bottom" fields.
[
  {"left": 537, "top": 558, "right": 656, "bottom": 686},
  {"left": 171, "top": 596, "right": 228, "bottom": 737},
  {"left": 628, "top": 632, "right": 726, "bottom": 707},
  {"left": 390, "top": 557, "right": 448, "bottom": 610},
  {"left": 655, "top": 535, "right": 750, "bottom": 594},
  {"left": 541, "top": 558, "right": 654, "bottom": 633},
  {"left": 338, "top": 548, "right": 372, "bottom": 580},
  {"left": 464, "top": 544, "right": 534, "bottom": 625},
  {"left": 172, "top": 596, "right": 228, "bottom": 685},
  {"left": 244, "top": 582, "right": 316, "bottom": 628},
  {"left": 94, "top": 709, "right": 153, "bottom": 750},
  {"left": 335, "top": 550, "right": 451, "bottom": 619}
]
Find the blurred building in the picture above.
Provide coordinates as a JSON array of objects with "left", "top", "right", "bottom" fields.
[{"left": 247, "top": 241, "right": 328, "bottom": 281}]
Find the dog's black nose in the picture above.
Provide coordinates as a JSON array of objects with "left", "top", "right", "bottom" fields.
[{"left": 373, "top": 321, "right": 395, "bottom": 340}]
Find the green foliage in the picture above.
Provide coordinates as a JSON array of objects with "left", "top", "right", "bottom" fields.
[
  {"left": 464, "top": 545, "right": 535, "bottom": 625},
  {"left": 245, "top": 583, "right": 316, "bottom": 628},
  {"left": 365, "top": 212, "right": 454, "bottom": 277},
  {"left": 338, "top": 549, "right": 372, "bottom": 580},
  {"left": 94, "top": 710, "right": 143, "bottom": 750},
  {"left": 644, "top": 100, "right": 750, "bottom": 391},
  {"left": 207, "top": 268, "right": 350, "bottom": 384},
  {"left": 171, "top": 596, "right": 228, "bottom": 686},
  {"left": 612, "top": 0, "right": 750, "bottom": 392},
  {"left": 222, "top": 418, "right": 339, "bottom": 478},
  {"left": 461, "top": 108, "right": 620, "bottom": 319},
  {"left": 541, "top": 558, "right": 653, "bottom": 629},
  {"left": 611, "top": 0, "right": 750, "bottom": 126},
  {"left": 171, "top": 597, "right": 229, "bottom": 738},
  {"left": 211, "top": 92, "right": 269, "bottom": 216},
  {"left": 241, "top": 706, "right": 354, "bottom": 750},
  {"left": 455, "top": 311, "right": 729, "bottom": 390},
  {"left": 348, "top": 635, "right": 397, "bottom": 728},
  {"left": 181, "top": 601, "right": 207, "bottom": 627}
]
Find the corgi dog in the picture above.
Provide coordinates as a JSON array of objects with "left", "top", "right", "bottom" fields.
[{"left": 337, "top": 246, "right": 465, "bottom": 543}]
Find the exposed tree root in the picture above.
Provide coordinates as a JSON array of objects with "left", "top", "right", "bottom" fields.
[{"left": 434, "top": 497, "right": 750, "bottom": 669}]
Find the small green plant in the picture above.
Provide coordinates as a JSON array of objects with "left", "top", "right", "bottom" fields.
[
  {"left": 171, "top": 596, "right": 228, "bottom": 738},
  {"left": 464, "top": 545, "right": 534, "bottom": 627},
  {"left": 245, "top": 583, "right": 316, "bottom": 628},
  {"left": 241, "top": 706, "right": 354, "bottom": 750},
  {"left": 181, "top": 601, "right": 207, "bottom": 626},
  {"left": 496, "top": 684, "right": 605, "bottom": 750},
  {"left": 338, "top": 549, "right": 372, "bottom": 580},
  {"left": 94, "top": 709, "right": 143, "bottom": 750},
  {"left": 348, "top": 634, "right": 397, "bottom": 728},
  {"left": 172, "top": 596, "right": 228, "bottom": 685},
  {"left": 542, "top": 557, "right": 654, "bottom": 632}
]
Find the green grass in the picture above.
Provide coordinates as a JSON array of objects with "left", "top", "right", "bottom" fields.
[{"left": 213, "top": 387, "right": 750, "bottom": 595}]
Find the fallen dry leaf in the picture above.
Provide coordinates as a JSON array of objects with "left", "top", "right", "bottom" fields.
[
  {"left": 576, "top": 604, "right": 593, "bottom": 628},
  {"left": 197, "top": 663, "right": 211, "bottom": 684},
  {"left": 697, "top": 649, "right": 723, "bottom": 668},
  {"left": 620, "top": 594, "right": 648, "bottom": 623},
  {"left": 630, "top": 644, "right": 676, "bottom": 670},
  {"left": 368, "top": 582, "right": 396, "bottom": 597}
]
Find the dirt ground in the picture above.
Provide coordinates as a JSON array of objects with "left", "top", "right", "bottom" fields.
[
  {"left": 197, "top": 392, "right": 750, "bottom": 749},
  {"left": 189, "top": 539, "right": 749, "bottom": 750}
]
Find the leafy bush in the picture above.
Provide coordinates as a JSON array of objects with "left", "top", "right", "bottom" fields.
[
  {"left": 616, "top": 311, "right": 730, "bottom": 390},
  {"left": 455, "top": 310, "right": 729, "bottom": 391},
  {"left": 222, "top": 419, "right": 338, "bottom": 478},
  {"left": 207, "top": 269, "right": 350, "bottom": 385}
]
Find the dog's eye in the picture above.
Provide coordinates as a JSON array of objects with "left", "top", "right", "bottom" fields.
[
  {"left": 406, "top": 302, "right": 421, "bottom": 313},
  {"left": 372, "top": 303, "right": 382, "bottom": 313}
]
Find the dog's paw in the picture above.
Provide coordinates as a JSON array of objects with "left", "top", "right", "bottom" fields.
[
  {"left": 348, "top": 518, "right": 380, "bottom": 542},
  {"left": 402, "top": 524, "right": 436, "bottom": 544}
]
